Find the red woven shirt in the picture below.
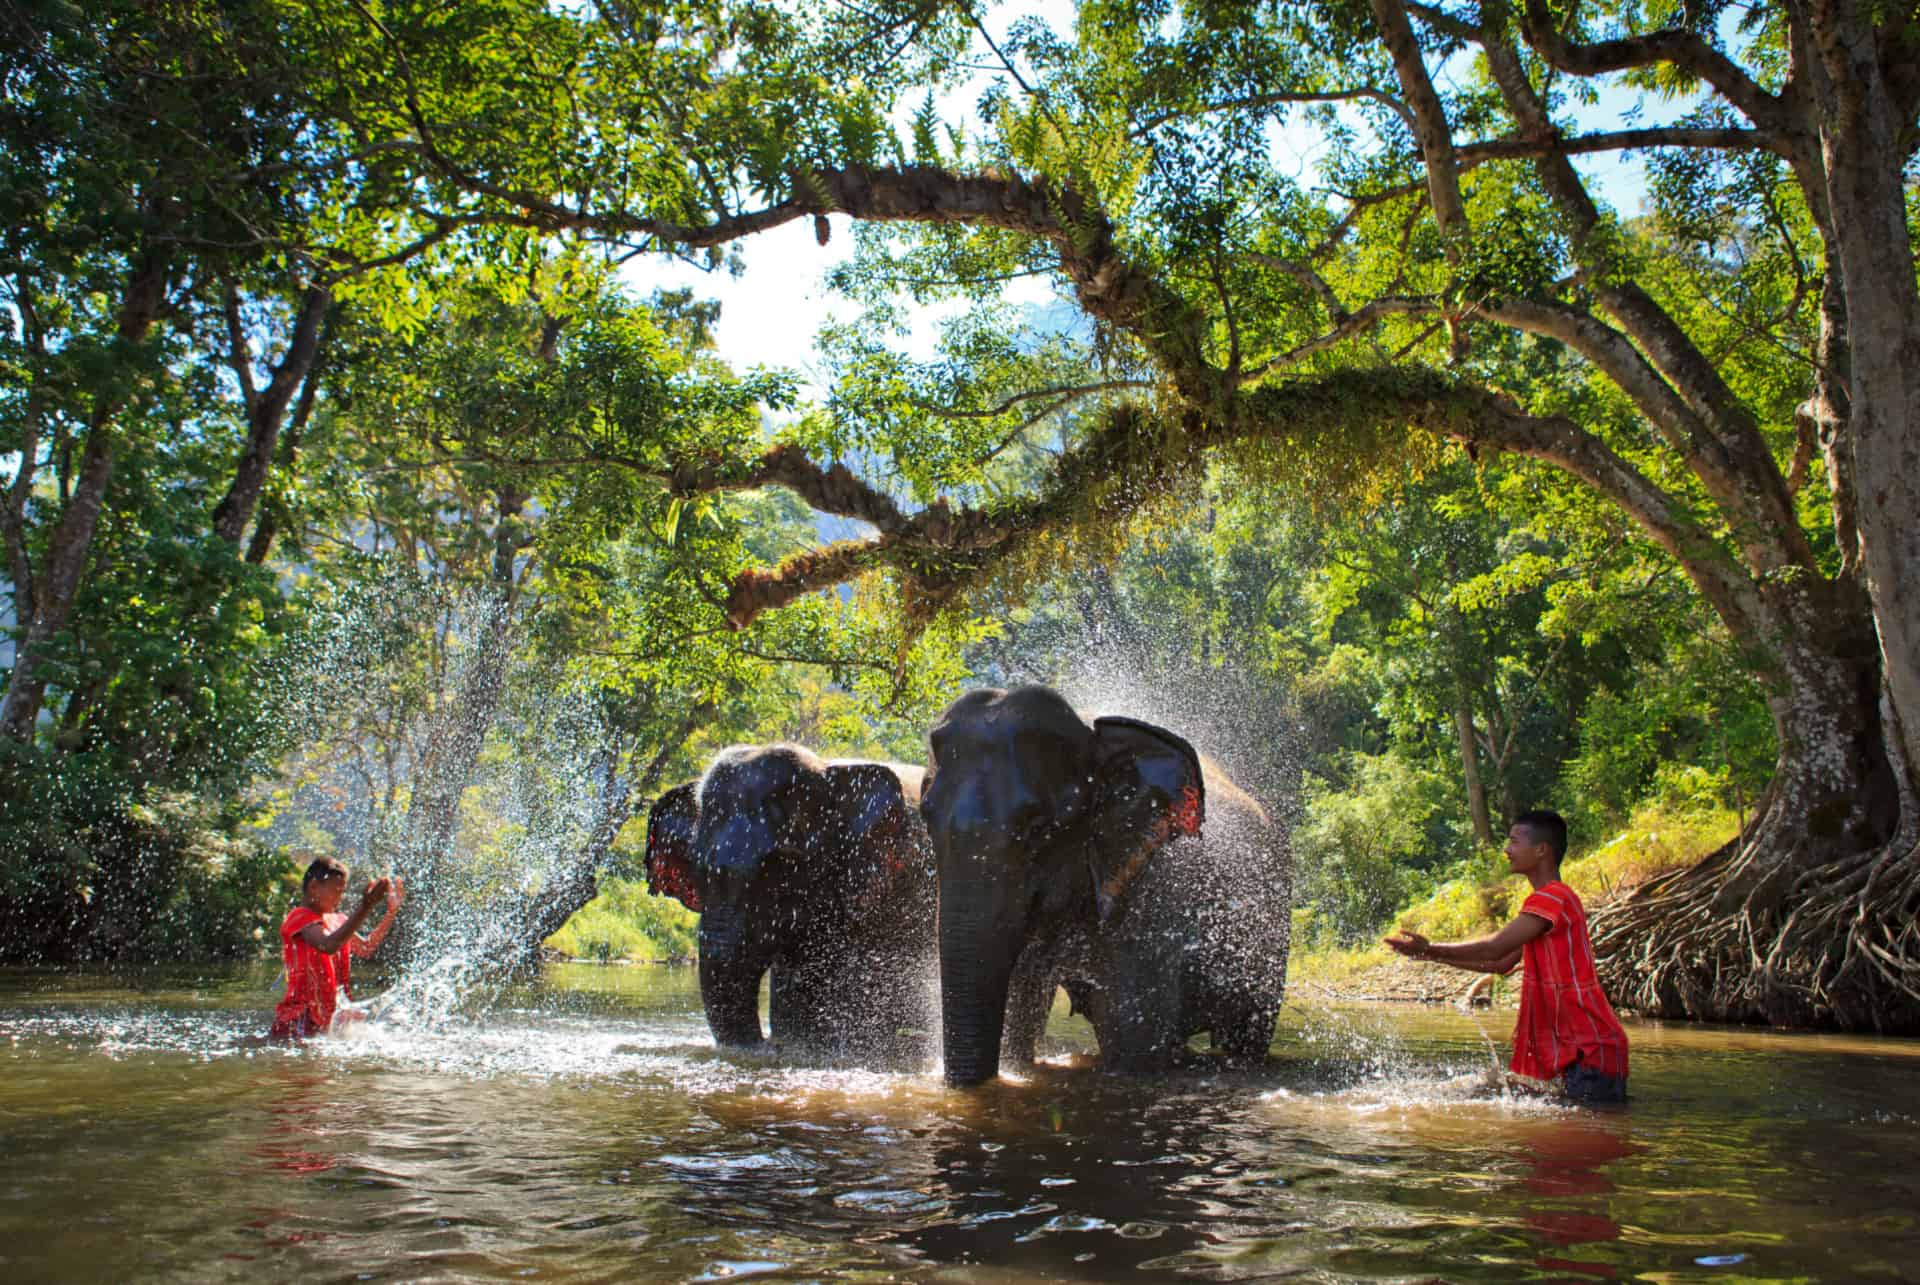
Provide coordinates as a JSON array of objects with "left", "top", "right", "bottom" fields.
[
  {"left": 270, "top": 906, "right": 350, "bottom": 1037},
  {"left": 1512, "top": 881, "right": 1629, "bottom": 1081}
]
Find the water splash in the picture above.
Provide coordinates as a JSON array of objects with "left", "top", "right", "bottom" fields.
[
  {"left": 976, "top": 588, "right": 1316, "bottom": 1058},
  {"left": 259, "top": 577, "right": 631, "bottom": 1028}
]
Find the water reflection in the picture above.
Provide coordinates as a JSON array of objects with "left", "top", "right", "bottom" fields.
[
  {"left": 256, "top": 1068, "right": 341, "bottom": 1176},
  {"left": 1, "top": 965, "right": 1918, "bottom": 1282},
  {"left": 1511, "top": 1116, "right": 1639, "bottom": 1280}
]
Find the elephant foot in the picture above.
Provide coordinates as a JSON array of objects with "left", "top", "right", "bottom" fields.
[
  {"left": 1211, "top": 1007, "right": 1280, "bottom": 1061},
  {"left": 1096, "top": 1036, "right": 1186, "bottom": 1075},
  {"left": 1098, "top": 1054, "right": 1180, "bottom": 1076}
]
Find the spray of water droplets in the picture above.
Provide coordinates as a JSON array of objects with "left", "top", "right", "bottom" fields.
[
  {"left": 251, "top": 574, "right": 634, "bottom": 1028},
  {"left": 971, "top": 594, "right": 1484, "bottom": 1086}
]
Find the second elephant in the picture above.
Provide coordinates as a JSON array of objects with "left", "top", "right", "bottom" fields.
[
  {"left": 922, "top": 685, "right": 1293, "bottom": 1085},
  {"left": 645, "top": 743, "right": 937, "bottom": 1066}
]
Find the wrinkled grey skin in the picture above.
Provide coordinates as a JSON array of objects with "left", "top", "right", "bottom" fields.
[
  {"left": 645, "top": 744, "right": 936, "bottom": 1066},
  {"left": 921, "top": 686, "right": 1292, "bottom": 1086}
]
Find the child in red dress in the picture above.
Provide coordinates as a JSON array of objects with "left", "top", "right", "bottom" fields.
[
  {"left": 1385, "top": 810, "right": 1630, "bottom": 1104},
  {"left": 269, "top": 857, "right": 405, "bottom": 1040}
]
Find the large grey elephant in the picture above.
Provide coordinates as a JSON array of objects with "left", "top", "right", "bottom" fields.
[
  {"left": 644, "top": 743, "right": 937, "bottom": 1065},
  {"left": 921, "top": 685, "right": 1292, "bottom": 1085}
]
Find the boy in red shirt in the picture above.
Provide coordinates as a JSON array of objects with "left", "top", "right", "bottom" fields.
[
  {"left": 269, "top": 857, "right": 404, "bottom": 1040},
  {"left": 1385, "top": 810, "right": 1629, "bottom": 1104}
]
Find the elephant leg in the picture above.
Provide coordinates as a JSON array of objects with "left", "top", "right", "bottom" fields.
[
  {"left": 1199, "top": 927, "right": 1286, "bottom": 1060},
  {"left": 1211, "top": 997, "right": 1280, "bottom": 1059},
  {"left": 1089, "top": 910, "right": 1185, "bottom": 1073},
  {"left": 770, "top": 962, "right": 836, "bottom": 1051},
  {"left": 1000, "top": 947, "right": 1057, "bottom": 1068},
  {"left": 840, "top": 944, "right": 920, "bottom": 1065}
]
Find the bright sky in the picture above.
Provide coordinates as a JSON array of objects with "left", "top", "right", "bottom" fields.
[
  {"left": 620, "top": 0, "right": 1713, "bottom": 394},
  {"left": 622, "top": 112, "right": 1659, "bottom": 402}
]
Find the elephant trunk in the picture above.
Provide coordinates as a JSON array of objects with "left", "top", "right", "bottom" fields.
[
  {"left": 698, "top": 904, "right": 765, "bottom": 1049},
  {"left": 936, "top": 851, "right": 1022, "bottom": 1087}
]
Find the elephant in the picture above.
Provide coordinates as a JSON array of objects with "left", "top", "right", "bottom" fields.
[
  {"left": 921, "top": 685, "right": 1292, "bottom": 1086},
  {"left": 644, "top": 743, "right": 937, "bottom": 1065}
]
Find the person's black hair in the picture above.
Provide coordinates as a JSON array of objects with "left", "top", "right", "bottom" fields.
[
  {"left": 301, "top": 856, "right": 349, "bottom": 890},
  {"left": 1513, "top": 809, "right": 1568, "bottom": 861}
]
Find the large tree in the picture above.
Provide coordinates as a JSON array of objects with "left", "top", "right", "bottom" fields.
[
  {"left": 324, "top": 0, "right": 1920, "bottom": 1028},
  {"left": 330, "top": 0, "right": 1913, "bottom": 1026},
  {"left": 0, "top": 0, "right": 474, "bottom": 739},
  {"left": 16, "top": 0, "right": 1913, "bottom": 1024}
]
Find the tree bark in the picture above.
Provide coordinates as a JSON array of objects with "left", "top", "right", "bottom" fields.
[
  {"left": 1804, "top": 0, "right": 1920, "bottom": 826},
  {"left": 243, "top": 357, "right": 322, "bottom": 565},
  {"left": 1594, "top": 575, "right": 1908, "bottom": 1026},
  {"left": 1455, "top": 700, "right": 1495, "bottom": 846},
  {"left": 3, "top": 280, "right": 49, "bottom": 627}
]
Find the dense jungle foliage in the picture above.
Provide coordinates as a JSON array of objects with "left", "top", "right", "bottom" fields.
[{"left": 2, "top": 0, "right": 1915, "bottom": 1031}]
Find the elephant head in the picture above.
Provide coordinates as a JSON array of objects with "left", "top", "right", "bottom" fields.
[
  {"left": 920, "top": 686, "right": 1203, "bottom": 1085},
  {"left": 644, "top": 744, "right": 928, "bottom": 1049}
]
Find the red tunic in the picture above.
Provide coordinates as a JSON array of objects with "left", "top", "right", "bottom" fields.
[
  {"left": 1511, "top": 881, "right": 1630, "bottom": 1081},
  {"left": 269, "top": 906, "right": 350, "bottom": 1039}
]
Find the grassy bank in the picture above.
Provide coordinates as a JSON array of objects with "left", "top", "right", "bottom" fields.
[{"left": 1287, "top": 805, "right": 1741, "bottom": 999}]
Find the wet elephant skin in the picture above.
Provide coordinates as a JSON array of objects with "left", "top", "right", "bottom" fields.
[
  {"left": 921, "top": 685, "right": 1292, "bottom": 1086},
  {"left": 646, "top": 744, "right": 936, "bottom": 1066}
]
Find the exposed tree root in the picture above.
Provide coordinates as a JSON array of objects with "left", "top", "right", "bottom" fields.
[{"left": 1593, "top": 805, "right": 1920, "bottom": 1033}]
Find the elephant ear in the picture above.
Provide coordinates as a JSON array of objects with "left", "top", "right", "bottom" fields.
[
  {"left": 1087, "top": 717, "right": 1205, "bottom": 925},
  {"left": 824, "top": 762, "right": 929, "bottom": 911},
  {"left": 643, "top": 782, "right": 703, "bottom": 913}
]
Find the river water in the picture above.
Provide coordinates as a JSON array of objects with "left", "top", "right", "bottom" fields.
[{"left": 2, "top": 963, "right": 1916, "bottom": 1282}]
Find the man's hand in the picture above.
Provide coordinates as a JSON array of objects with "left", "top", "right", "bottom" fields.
[
  {"left": 1384, "top": 930, "right": 1430, "bottom": 959},
  {"left": 386, "top": 877, "right": 405, "bottom": 911}
]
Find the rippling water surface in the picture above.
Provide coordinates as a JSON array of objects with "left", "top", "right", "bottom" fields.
[{"left": 3, "top": 963, "right": 1917, "bottom": 1282}]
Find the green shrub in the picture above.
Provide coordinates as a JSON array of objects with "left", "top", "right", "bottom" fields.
[
  {"left": 136, "top": 837, "right": 296, "bottom": 961},
  {"left": 1293, "top": 752, "right": 1462, "bottom": 944},
  {"left": 0, "top": 740, "right": 291, "bottom": 961},
  {"left": 545, "top": 876, "right": 699, "bottom": 961},
  {"left": 1560, "top": 804, "right": 1740, "bottom": 901}
]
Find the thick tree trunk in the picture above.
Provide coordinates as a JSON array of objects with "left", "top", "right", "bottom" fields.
[
  {"left": 3, "top": 392, "right": 44, "bottom": 626},
  {"left": 1455, "top": 701, "right": 1495, "bottom": 845},
  {"left": 0, "top": 258, "right": 168, "bottom": 739},
  {"left": 1805, "top": 0, "right": 1920, "bottom": 822},
  {"left": 242, "top": 358, "right": 322, "bottom": 565},
  {"left": 1594, "top": 576, "right": 1915, "bottom": 1028}
]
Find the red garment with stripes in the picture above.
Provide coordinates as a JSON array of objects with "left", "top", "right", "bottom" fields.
[{"left": 1512, "top": 881, "right": 1629, "bottom": 1081}]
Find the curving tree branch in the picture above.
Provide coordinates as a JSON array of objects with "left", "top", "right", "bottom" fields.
[
  {"left": 709, "top": 367, "right": 1761, "bottom": 648},
  {"left": 1474, "top": 36, "right": 1817, "bottom": 576},
  {"left": 908, "top": 378, "right": 1154, "bottom": 419},
  {"left": 1243, "top": 294, "right": 1443, "bottom": 378},
  {"left": 1513, "top": 0, "right": 1795, "bottom": 138},
  {"left": 1130, "top": 86, "right": 1418, "bottom": 138}
]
